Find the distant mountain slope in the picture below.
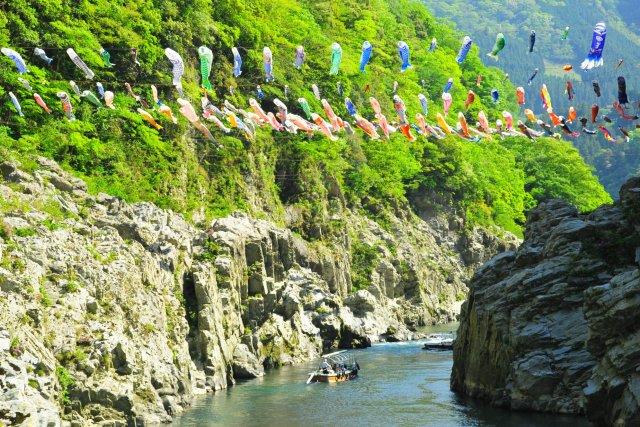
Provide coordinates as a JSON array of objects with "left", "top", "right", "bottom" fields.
[
  {"left": 421, "top": 0, "right": 640, "bottom": 110},
  {"left": 421, "top": 0, "right": 640, "bottom": 196},
  {"left": 617, "top": 1, "right": 640, "bottom": 33}
]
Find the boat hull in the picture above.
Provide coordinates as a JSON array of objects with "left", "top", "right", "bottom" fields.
[
  {"left": 423, "top": 342, "right": 453, "bottom": 350},
  {"left": 422, "top": 334, "right": 455, "bottom": 351},
  {"left": 309, "top": 371, "right": 357, "bottom": 383}
]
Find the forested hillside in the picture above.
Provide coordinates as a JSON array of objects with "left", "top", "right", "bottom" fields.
[
  {"left": 420, "top": 0, "right": 640, "bottom": 196},
  {"left": 0, "top": 0, "right": 610, "bottom": 237}
]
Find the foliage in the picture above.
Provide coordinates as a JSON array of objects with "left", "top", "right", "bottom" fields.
[
  {"left": 39, "top": 285, "right": 53, "bottom": 307},
  {"left": 55, "top": 366, "right": 75, "bottom": 405},
  {"left": 0, "top": 0, "right": 611, "bottom": 238},
  {"left": 0, "top": 220, "right": 12, "bottom": 240},
  {"left": 412, "top": 136, "right": 611, "bottom": 236},
  {"left": 350, "top": 241, "right": 379, "bottom": 291},
  {"left": 501, "top": 137, "right": 612, "bottom": 212},
  {"left": 9, "top": 337, "right": 23, "bottom": 357},
  {"left": 43, "top": 218, "right": 60, "bottom": 231},
  {"left": 196, "top": 240, "right": 222, "bottom": 262},
  {"left": 65, "top": 281, "right": 80, "bottom": 293},
  {"left": 14, "top": 227, "right": 36, "bottom": 238},
  {"left": 55, "top": 348, "right": 87, "bottom": 366}
]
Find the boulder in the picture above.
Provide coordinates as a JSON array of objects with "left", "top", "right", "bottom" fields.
[
  {"left": 112, "top": 343, "right": 134, "bottom": 376},
  {"left": 343, "top": 290, "right": 377, "bottom": 315},
  {"left": 232, "top": 344, "right": 264, "bottom": 379}
]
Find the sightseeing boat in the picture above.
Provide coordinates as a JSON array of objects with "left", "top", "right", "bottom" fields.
[
  {"left": 306, "top": 350, "right": 360, "bottom": 383},
  {"left": 422, "top": 333, "right": 455, "bottom": 350}
]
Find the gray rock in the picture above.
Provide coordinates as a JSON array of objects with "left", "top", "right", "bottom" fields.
[
  {"left": 0, "top": 161, "right": 33, "bottom": 184},
  {"left": 232, "top": 344, "right": 264, "bottom": 379},
  {"left": 0, "top": 330, "right": 10, "bottom": 353},
  {"left": 344, "top": 290, "right": 377, "bottom": 315},
  {"left": 111, "top": 343, "right": 133, "bottom": 375},
  {"left": 86, "top": 298, "right": 99, "bottom": 314},
  {"left": 453, "top": 178, "right": 640, "bottom": 426}
]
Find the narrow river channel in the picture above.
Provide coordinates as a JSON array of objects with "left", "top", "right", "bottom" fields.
[{"left": 173, "top": 325, "right": 591, "bottom": 426}]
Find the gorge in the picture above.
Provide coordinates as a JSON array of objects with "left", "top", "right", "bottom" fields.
[
  {"left": 0, "top": 0, "right": 634, "bottom": 426},
  {"left": 0, "top": 157, "right": 511, "bottom": 425}
]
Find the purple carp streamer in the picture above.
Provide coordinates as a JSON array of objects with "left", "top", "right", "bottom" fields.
[{"left": 293, "top": 46, "right": 305, "bottom": 70}]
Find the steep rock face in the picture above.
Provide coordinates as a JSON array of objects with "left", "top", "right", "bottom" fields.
[
  {"left": 0, "top": 157, "right": 512, "bottom": 426},
  {"left": 452, "top": 177, "right": 640, "bottom": 426}
]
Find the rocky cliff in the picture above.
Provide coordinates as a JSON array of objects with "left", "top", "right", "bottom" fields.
[
  {"left": 0, "top": 157, "right": 513, "bottom": 426},
  {"left": 452, "top": 177, "right": 640, "bottom": 426}
]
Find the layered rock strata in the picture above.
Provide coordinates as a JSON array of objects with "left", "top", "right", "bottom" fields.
[{"left": 452, "top": 177, "right": 640, "bottom": 426}]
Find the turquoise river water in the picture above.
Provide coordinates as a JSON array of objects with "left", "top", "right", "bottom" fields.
[{"left": 172, "top": 325, "right": 591, "bottom": 427}]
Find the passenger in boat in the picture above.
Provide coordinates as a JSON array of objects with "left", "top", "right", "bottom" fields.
[
  {"left": 337, "top": 363, "right": 345, "bottom": 379},
  {"left": 321, "top": 358, "right": 331, "bottom": 373},
  {"left": 351, "top": 362, "right": 358, "bottom": 376}
]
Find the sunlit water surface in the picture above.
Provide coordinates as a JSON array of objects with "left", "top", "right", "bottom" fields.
[{"left": 172, "top": 324, "right": 590, "bottom": 427}]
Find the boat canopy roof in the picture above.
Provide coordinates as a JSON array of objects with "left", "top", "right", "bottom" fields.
[{"left": 320, "top": 350, "right": 354, "bottom": 363}]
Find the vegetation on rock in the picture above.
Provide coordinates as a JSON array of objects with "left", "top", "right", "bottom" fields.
[{"left": 0, "top": 0, "right": 610, "bottom": 238}]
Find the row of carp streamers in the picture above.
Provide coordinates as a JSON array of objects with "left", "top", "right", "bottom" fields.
[
  {"left": 6, "top": 34, "right": 473, "bottom": 92},
  {"left": 0, "top": 39, "right": 417, "bottom": 135},
  {"left": 1, "top": 21, "right": 634, "bottom": 143},
  {"left": 0, "top": 20, "right": 609, "bottom": 88}
]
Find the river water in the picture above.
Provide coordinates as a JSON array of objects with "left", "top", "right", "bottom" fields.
[{"left": 172, "top": 325, "right": 591, "bottom": 427}]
